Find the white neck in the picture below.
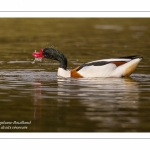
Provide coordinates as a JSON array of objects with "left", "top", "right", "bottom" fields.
[{"left": 57, "top": 68, "right": 70, "bottom": 78}]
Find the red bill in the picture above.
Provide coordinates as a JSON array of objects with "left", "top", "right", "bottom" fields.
[{"left": 32, "top": 49, "right": 44, "bottom": 59}]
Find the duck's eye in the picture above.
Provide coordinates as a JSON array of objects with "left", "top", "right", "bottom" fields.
[{"left": 43, "top": 52, "right": 49, "bottom": 58}]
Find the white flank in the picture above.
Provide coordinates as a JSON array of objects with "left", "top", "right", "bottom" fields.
[
  {"left": 78, "top": 58, "right": 142, "bottom": 78},
  {"left": 78, "top": 63, "right": 117, "bottom": 77},
  {"left": 57, "top": 68, "right": 70, "bottom": 77}
]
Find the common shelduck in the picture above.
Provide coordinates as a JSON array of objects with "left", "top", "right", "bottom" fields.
[{"left": 32, "top": 47, "right": 142, "bottom": 78}]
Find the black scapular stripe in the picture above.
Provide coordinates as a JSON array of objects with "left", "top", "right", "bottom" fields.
[
  {"left": 76, "top": 61, "right": 109, "bottom": 71},
  {"left": 118, "top": 55, "right": 142, "bottom": 59}
]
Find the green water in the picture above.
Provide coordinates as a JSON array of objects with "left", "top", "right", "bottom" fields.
[{"left": 0, "top": 18, "right": 150, "bottom": 132}]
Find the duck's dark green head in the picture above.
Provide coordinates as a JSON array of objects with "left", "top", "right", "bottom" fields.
[{"left": 42, "top": 47, "right": 68, "bottom": 70}]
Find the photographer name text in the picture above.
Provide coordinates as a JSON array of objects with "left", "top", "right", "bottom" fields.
[{"left": 0, "top": 121, "right": 31, "bottom": 130}]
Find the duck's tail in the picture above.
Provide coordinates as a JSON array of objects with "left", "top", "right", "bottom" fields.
[{"left": 112, "top": 56, "right": 142, "bottom": 77}]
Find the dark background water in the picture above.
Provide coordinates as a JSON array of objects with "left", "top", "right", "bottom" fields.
[{"left": 0, "top": 18, "right": 150, "bottom": 132}]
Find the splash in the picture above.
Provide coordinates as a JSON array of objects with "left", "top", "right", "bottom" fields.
[{"left": 32, "top": 57, "right": 43, "bottom": 64}]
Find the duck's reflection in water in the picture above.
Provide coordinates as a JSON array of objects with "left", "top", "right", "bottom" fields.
[
  {"left": 32, "top": 81, "right": 43, "bottom": 130},
  {"left": 32, "top": 76, "right": 140, "bottom": 131},
  {"left": 57, "top": 77, "right": 140, "bottom": 131}
]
